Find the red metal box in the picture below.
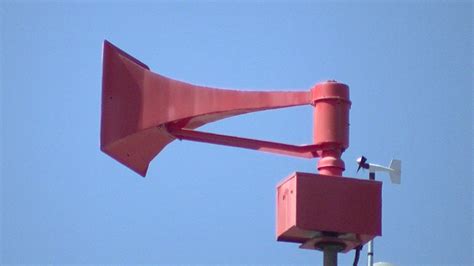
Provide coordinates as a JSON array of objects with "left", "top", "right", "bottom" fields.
[{"left": 276, "top": 172, "right": 381, "bottom": 252}]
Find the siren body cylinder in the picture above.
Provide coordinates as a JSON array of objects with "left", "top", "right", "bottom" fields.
[{"left": 311, "top": 81, "right": 351, "bottom": 176}]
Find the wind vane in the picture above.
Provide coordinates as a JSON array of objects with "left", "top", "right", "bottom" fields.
[{"left": 100, "top": 40, "right": 382, "bottom": 266}]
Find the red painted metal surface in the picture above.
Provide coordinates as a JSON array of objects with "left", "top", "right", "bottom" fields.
[
  {"left": 101, "top": 41, "right": 311, "bottom": 176},
  {"left": 168, "top": 127, "right": 321, "bottom": 159},
  {"left": 101, "top": 41, "right": 351, "bottom": 177},
  {"left": 276, "top": 172, "right": 382, "bottom": 252},
  {"left": 311, "top": 82, "right": 351, "bottom": 176},
  {"left": 101, "top": 40, "right": 382, "bottom": 253}
]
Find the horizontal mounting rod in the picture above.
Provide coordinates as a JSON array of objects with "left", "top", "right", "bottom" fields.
[{"left": 167, "top": 126, "right": 321, "bottom": 159}]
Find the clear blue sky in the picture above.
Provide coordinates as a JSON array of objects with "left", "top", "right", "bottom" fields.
[{"left": 1, "top": 1, "right": 472, "bottom": 265}]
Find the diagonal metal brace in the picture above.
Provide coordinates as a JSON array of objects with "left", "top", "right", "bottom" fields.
[{"left": 167, "top": 126, "right": 321, "bottom": 159}]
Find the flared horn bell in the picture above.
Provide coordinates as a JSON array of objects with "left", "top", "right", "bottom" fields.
[{"left": 101, "top": 41, "right": 311, "bottom": 176}]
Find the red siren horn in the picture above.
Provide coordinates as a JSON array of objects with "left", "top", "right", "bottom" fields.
[
  {"left": 101, "top": 40, "right": 318, "bottom": 176},
  {"left": 100, "top": 41, "right": 383, "bottom": 256}
]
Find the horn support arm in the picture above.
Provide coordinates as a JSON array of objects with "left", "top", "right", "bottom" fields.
[
  {"left": 165, "top": 80, "right": 352, "bottom": 176},
  {"left": 166, "top": 126, "right": 322, "bottom": 159},
  {"left": 164, "top": 81, "right": 351, "bottom": 176}
]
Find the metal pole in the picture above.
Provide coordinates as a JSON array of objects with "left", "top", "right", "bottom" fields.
[
  {"left": 367, "top": 239, "right": 373, "bottom": 266},
  {"left": 369, "top": 172, "right": 375, "bottom": 181},
  {"left": 323, "top": 244, "right": 339, "bottom": 266},
  {"left": 320, "top": 242, "right": 344, "bottom": 266},
  {"left": 368, "top": 171, "right": 375, "bottom": 266}
]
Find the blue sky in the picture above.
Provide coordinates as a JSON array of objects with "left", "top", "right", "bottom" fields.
[{"left": 1, "top": 1, "right": 472, "bottom": 265}]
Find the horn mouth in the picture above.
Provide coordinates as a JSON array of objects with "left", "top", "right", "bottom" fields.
[{"left": 101, "top": 40, "right": 168, "bottom": 177}]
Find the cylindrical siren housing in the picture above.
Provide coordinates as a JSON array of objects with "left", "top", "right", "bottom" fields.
[{"left": 311, "top": 81, "right": 351, "bottom": 152}]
